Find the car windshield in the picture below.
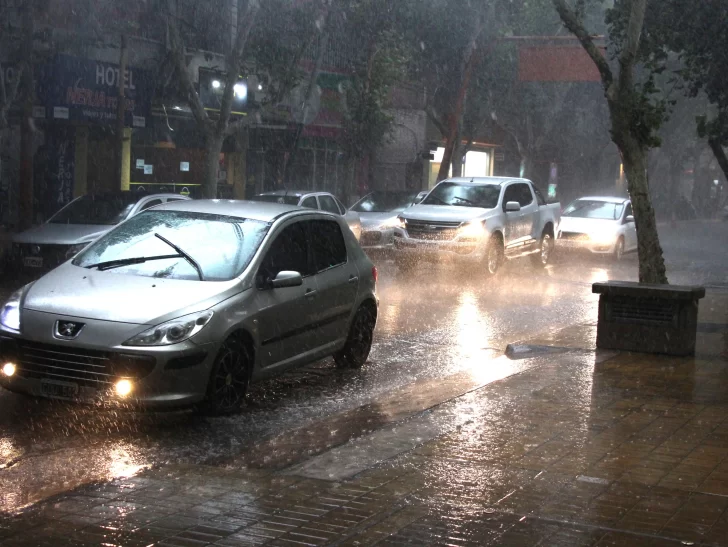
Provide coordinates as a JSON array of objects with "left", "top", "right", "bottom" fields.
[
  {"left": 351, "top": 192, "right": 418, "bottom": 213},
  {"left": 73, "top": 211, "right": 269, "bottom": 281},
  {"left": 48, "top": 194, "right": 140, "bottom": 225},
  {"left": 563, "top": 200, "right": 624, "bottom": 220},
  {"left": 252, "top": 194, "right": 301, "bottom": 206},
  {"left": 422, "top": 183, "right": 501, "bottom": 209}
]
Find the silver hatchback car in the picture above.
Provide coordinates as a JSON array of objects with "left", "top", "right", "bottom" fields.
[{"left": 0, "top": 200, "right": 378, "bottom": 414}]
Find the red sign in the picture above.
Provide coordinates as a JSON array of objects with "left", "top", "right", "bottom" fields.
[{"left": 518, "top": 45, "right": 606, "bottom": 82}]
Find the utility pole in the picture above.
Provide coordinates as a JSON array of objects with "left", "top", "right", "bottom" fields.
[{"left": 18, "top": 3, "right": 34, "bottom": 230}]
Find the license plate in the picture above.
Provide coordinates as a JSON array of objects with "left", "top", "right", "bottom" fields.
[
  {"left": 23, "top": 256, "right": 43, "bottom": 268},
  {"left": 40, "top": 379, "right": 78, "bottom": 399}
]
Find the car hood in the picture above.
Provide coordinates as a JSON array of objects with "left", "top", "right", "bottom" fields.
[
  {"left": 359, "top": 212, "right": 399, "bottom": 229},
  {"left": 400, "top": 205, "right": 490, "bottom": 223},
  {"left": 12, "top": 224, "right": 111, "bottom": 245},
  {"left": 560, "top": 217, "right": 618, "bottom": 234},
  {"left": 23, "top": 263, "right": 241, "bottom": 324}
]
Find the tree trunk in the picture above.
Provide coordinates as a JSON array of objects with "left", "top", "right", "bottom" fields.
[
  {"left": 621, "top": 141, "right": 668, "bottom": 284},
  {"left": 204, "top": 134, "right": 224, "bottom": 198},
  {"left": 18, "top": 4, "right": 34, "bottom": 230},
  {"left": 437, "top": 122, "right": 456, "bottom": 182},
  {"left": 452, "top": 143, "right": 464, "bottom": 178},
  {"left": 116, "top": 34, "right": 128, "bottom": 190}
]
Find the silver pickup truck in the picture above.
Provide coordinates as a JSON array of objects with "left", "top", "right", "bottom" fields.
[{"left": 391, "top": 177, "right": 561, "bottom": 276}]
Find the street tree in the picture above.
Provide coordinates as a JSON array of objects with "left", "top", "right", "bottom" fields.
[{"left": 552, "top": 0, "right": 669, "bottom": 284}]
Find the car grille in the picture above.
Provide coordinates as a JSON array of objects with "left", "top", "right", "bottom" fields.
[
  {"left": 405, "top": 220, "right": 461, "bottom": 241},
  {"left": 0, "top": 338, "right": 156, "bottom": 388},
  {"left": 560, "top": 231, "right": 590, "bottom": 242},
  {"left": 361, "top": 231, "right": 383, "bottom": 246}
]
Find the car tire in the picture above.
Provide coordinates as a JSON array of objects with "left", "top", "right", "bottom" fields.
[
  {"left": 613, "top": 237, "right": 625, "bottom": 262},
  {"left": 531, "top": 232, "right": 554, "bottom": 268},
  {"left": 335, "top": 304, "right": 376, "bottom": 369},
  {"left": 200, "top": 336, "right": 251, "bottom": 415},
  {"left": 484, "top": 234, "right": 504, "bottom": 277}
]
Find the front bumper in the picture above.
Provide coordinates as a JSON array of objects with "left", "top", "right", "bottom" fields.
[
  {"left": 391, "top": 235, "right": 485, "bottom": 263},
  {"left": 558, "top": 238, "right": 617, "bottom": 254},
  {"left": 0, "top": 334, "right": 219, "bottom": 409}
]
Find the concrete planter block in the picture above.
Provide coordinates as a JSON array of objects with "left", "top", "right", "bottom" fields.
[{"left": 592, "top": 281, "right": 705, "bottom": 356}]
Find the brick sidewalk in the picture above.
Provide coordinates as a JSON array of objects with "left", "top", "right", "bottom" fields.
[{"left": 1, "top": 295, "right": 727, "bottom": 546}]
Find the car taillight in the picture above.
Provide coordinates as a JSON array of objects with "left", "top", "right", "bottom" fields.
[{"left": 372, "top": 266, "right": 378, "bottom": 283}]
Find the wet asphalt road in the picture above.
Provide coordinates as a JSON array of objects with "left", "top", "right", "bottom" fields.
[{"left": 0, "top": 220, "right": 726, "bottom": 513}]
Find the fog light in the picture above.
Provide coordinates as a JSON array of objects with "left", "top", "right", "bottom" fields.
[
  {"left": 2, "top": 362, "right": 16, "bottom": 377},
  {"left": 115, "top": 379, "right": 133, "bottom": 397}
]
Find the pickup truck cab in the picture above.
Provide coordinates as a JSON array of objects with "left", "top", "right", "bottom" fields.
[{"left": 391, "top": 177, "right": 560, "bottom": 276}]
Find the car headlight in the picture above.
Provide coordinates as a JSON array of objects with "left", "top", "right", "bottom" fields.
[
  {"left": 378, "top": 216, "right": 403, "bottom": 229},
  {"left": 0, "top": 289, "right": 22, "bottom": 332},
  {"left": 394, "top": 216, "right": 407, "bottom": 230},
  {"left": 458, "top": 220, "right": 487, "bottom": 239},
  {"left": 66, "top": 242, "right": 92, "bottom": 259},
  {"left": 123, "top": 311, "right": 214, "bottom": 346}
]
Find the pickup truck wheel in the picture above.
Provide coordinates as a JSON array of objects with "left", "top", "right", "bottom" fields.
[
  {"left": 531, "top": 233, "right": 554, "bottom": 268},
  {"left": 484, "top": 235, "right": 503, "bottom": 277}
]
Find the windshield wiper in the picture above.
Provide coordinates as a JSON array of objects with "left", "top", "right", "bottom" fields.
[
  {"left": 85, "top": 254, "right": 183, "bottom": 271},
  {"left": 155, "top": 233, "right": 204, "bottom": 281},
  {"left": 452, "top": 196, "right": 477, "bottom": 206},
  {"left": 426, "top": 195, "right": 448, "bottom": 205}
]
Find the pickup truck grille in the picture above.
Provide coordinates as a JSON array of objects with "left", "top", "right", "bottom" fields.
[
  {"left": 406, "top": 220, "right": 461, "bottom": 241},
  {"left": 560, "top": 231, "right": 589, "bottom": 242}
]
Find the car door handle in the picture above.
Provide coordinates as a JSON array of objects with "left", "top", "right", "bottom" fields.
[
  {"left": 305, "top": 288, "right": 317, "bottom": 298},
  {"left": 348, "top": 276, "right": 359, "bottom": 284}
]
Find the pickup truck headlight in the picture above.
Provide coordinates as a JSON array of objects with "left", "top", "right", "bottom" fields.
[
  {"left": 458, "top": 220, "right": 486, "bottom": 239},
  {"left": 0, "top": 289, "right": 22, "bottom": 332},
  {"left": 394, "top": 216, "right": 407, "bottom": 230},
  {"left": 123, "top": 311, "right": 214, "bottom": 346}
]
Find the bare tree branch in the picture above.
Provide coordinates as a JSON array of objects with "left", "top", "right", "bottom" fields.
[
  {"left": 217, "top": 0, "right": 260, "bottom": 135},
  {"left": 165, "top": 0, "right": 210, "bottom": 132},
  {"left": 552, "top": 0, "right": 612, "bottom": 88}
]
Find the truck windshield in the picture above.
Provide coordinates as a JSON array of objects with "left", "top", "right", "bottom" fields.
[{"left": 423, "top": 183, "right": 501, "bottom": 209}]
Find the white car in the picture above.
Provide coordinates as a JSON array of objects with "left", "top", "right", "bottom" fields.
[{"left": 558, "top": 196, "right": 636, "bottom": 260}]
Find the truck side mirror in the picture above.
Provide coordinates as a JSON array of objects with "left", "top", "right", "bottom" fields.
[{"left": 505, "top": 201, "right": 521, "bottom": 212}]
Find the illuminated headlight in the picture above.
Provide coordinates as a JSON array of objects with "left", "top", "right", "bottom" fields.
[
  {"left": 123, "top": 311, "right": 214, "bottom": 346},
  {"left": 0, "top": 289, "right": 22, "bottom": 332},
  {"left": 379, "top": 216, "right": 404, "bottom": 229},
  {"left": 393, "top": 216, "right": 407, "bottom": 230},
  {"left": 458, "top": 220, "right": 487, "bottom": 239},
  {"left": 115, "top": 379, "right": 133, "bottom": 397},
  {"left": 66, "top": 242, "right": 91, "bottom": 259},
  {"left": 2, "top": 362, "right": 16, "bottom": 377}
]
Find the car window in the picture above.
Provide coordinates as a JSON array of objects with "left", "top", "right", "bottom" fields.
[
  {"left": 624, "top": 203, "right": 633, "bottom": 219},
  {"left": 139, "top": 199, "right": 163, "bottom": 211},
  {"left": 503, "top": 185, "right": 519, "bottom": 207},
  {"left": 515, "top": 183, "right": 533, "bottom": 206},
  {"left": 74, "top": 211, "right": 269, "bottom": 281},
  {"left": 563, "top": 200, "right": 625, "bottom": 220},
  {"left": 300, "top": 196, "right": 318, "bottom": 209},
  {"left": 258, "top": 222, "right": 313, "bottom": 283},
  {"left": 319, "top": 195, "right": 341, "bottom": 215},
  {"left": 252, "top": 194, "right": 301, "bottom": 206},
  {"left": 49, "top": 194, "right": 138, "bottom": 225},
  {"left": 307, "top": 219, "right": 347, "bottom": 272},
  {"left": 423, "top": 182, "right": 500, "bottom": 208},
  {"left": 334, "top": 197, "right": 348, "bottom": 215},
  {"left": 532, "top": 185, "right": 547, "bottom": 206},
  {"left": 165, "top": 197, "right": 187, "bottom": 203}
]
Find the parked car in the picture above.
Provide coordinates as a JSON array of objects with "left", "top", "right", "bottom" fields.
[
  {"left": 7, "top": 192, "right": 191, "bottom": 276},
  {"left": 251, "top": 190, "right": 361, "bottom": 241},
  {"left": 558, "top": 196, "right": 636, "bottom": 260},
  {"left": 350, "top": 190, "right": 420, "bottom": 253},
  {"left": 0, "top": 200, "right": 378, "bottom": 414},
  {"left": 391, "top": 177, "right": 561, "bottom": 275}
]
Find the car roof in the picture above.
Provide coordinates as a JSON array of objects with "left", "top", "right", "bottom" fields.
[
  {"left": 80, "top": 192, "right": 190, "bottom": 203},
  {"left": 152, "top": 199, "right": 303, "bottom": 221},
  {"left": 443, "top": 177, "right": 531, "bottom": 186},
  {"left": 573, "top": 196, "right": 629, "bottom": 204},
  {"left": 257, "top": 190, "right": 327, "bottom": 198}
]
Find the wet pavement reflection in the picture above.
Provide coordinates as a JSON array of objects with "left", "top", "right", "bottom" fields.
[{"left": 0, "top": 220, "right": 726, "bottom": 520}]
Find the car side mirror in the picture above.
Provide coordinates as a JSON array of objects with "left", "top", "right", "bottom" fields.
[
  {"left": 505, "top": 201, "right": 521, "bottom": 212},
  {"left": 625, "top": 215, "right": 635, "bottom": 223},
  {"left": 414, "top": 191, "right": 428, "bottom": 204},
  {"left": 271, "top": 270, "right": 303, "bottom": 289}
]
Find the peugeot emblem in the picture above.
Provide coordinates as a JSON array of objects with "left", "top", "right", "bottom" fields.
[{"left": 55, "top": 320, "right": 85, "bottom": 340}]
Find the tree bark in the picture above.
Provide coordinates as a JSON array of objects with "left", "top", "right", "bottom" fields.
[
  {"left": 18, "top": 3, "right": 34, "bottom": 230},
  {"left": 204, "top": 134, "right": 224, "bottom": 199},
  {"left": 553, "top": 0, "right": 668, "bottom": 284},
  {"left": 116, "top": 34, "right": 128, "bottom": 190}
]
